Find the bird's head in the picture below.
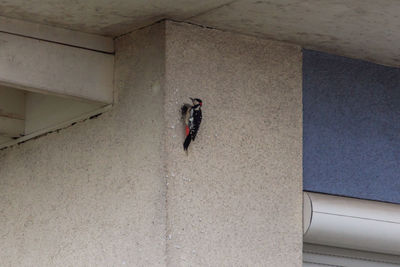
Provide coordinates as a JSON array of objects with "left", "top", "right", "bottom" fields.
[{"left": 190, "top": 98, "right": 203, "bottom": 107}]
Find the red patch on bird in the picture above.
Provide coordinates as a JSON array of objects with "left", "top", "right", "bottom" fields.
[{"left": 185, "top": 126, "right": 189, "bottom": 136}]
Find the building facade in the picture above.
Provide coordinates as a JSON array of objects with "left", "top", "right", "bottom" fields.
[{"left": 0, "top": 11, "right": 399, "bottom": 267}]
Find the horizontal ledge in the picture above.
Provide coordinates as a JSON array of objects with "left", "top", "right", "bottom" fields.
[
  {"left": 0, "top": 16, "right": 114, "bottom": 53},
  {"left": 0, "top": 32, "right": 114, "bottom": 104},
  {"left": 0, "top": 111, "right": 24, "bottom": 120},
  {"left": 0, "top": 104, "right": 112, "bottom": 150}
]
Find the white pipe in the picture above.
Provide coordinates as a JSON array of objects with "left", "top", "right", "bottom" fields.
[{"left": 303, "top": 192, "right": 400, "bottom": 255}]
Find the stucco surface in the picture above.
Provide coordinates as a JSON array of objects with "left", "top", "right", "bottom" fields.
[
  {"left": 0, "top": 0, "right": 232, "bottom": 36},
  {"left": 190, "top": 0, "right": 400, "bottom": 67},
  {"left": 0, "top": 23, "right": 166, "bottom": 266},
  {"left": 0, "top": 21, "right": 303, "bottom": 266},
  {"left": 164, "top": 21, "right": 303, "bottom": 266},
  {"left": 1, "top": 0, "right": 399, "bottom": 67}
]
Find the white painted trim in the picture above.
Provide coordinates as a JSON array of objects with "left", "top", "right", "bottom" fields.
[
  {"left": 304, "top": 244, "right": 400, "bottom": 266},
  {"left": 0, "top": 16, "right": 114, "bottom": 53},
  {"left": 303, "top": 192, "right": 400, "bottom": 256},
  {"left": 304, "top": 251, "right": 400, "bottom": 267}
]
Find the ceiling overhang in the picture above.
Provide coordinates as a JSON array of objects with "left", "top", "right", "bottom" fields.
[{"left": 0, "top": 0, "right": 399, "bottom": 67}]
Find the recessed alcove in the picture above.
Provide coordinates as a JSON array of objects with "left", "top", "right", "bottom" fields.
[{"left": 0, "top": 85, "right": 110, "bottom": 149}]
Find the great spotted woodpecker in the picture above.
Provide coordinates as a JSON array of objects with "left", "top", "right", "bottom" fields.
[{"left": 181, "top": 98, "right": 202, "bottom": 151}]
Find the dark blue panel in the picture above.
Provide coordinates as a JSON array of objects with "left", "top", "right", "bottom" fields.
[{"left": 303, "top": 50, "right": 400, "bottom": 204}]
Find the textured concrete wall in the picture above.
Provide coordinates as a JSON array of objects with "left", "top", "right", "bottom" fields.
[
  {"left": 0, "top": 21, "right": 303, "bottom": 266},
  {"left": 0, "top": 23, "right": 166, "bottom": 266},
  {"left": 303, "top": 50, "right": 400, "bottom": 204},
  {"left": 164, "top": 21, "right": 303, "bottom": 266}
]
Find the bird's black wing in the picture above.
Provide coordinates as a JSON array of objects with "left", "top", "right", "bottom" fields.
[{"left": 190, "top": 109, "right": 202, "bottom": 140}]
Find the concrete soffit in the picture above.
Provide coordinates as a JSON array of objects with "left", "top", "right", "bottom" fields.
[
  {"left": 0, "top": 16, "right": 114, "bottom": 52},
  {"left": 0, "top": 1, "right": 399, "bottom": 67}
]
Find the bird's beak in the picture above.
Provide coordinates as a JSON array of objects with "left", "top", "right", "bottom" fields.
[{"left": 189, "top": 97, "right": 194, "bottom": 101}]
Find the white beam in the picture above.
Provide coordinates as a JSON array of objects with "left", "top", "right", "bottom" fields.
[
  {"left": 0, "top": 32, "right": 114, "bottom": 104},
  {"left": 0, "top": 16, "right": 114, "bottom": 53}
]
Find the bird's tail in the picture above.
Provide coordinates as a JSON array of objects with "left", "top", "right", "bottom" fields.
[{"left": 183, "top": 135, "right": 191, "bottom": 151}]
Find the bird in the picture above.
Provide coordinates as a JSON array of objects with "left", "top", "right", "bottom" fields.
[{"left": 181, "top": 98, "right": 202, "bottom": 151}]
